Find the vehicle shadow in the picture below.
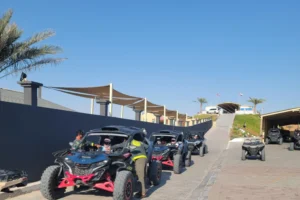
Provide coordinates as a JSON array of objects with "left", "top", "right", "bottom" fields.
[{"left": 141, "top": 171, "right": 172, "bottom": 198}]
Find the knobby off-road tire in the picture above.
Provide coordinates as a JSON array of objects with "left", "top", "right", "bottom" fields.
[
  {"left": 149, "top": 161, "right": 162, "bottom": 186},
  {"left": 204, "top": 144, "right": 208, "bottom": 154},
  {"left": 241, "top": 149, "right": 246, "bottom": 161},
  {"left": 185, "top": 151, "right": 192, "bottom": 167},
  {"left": 199, "top": 145, "right": 204, "bottom": 157},
  {"left": 173, "top": 154, "right": 182, "bottom": 174},
  {"left": 261, "top": 148, "right": 266, "bottom": 161},
  {"left": 113, "top": 171, "right": 134, "bottom": 200},
  {"left": 40, "top": 165, "right": 66, "bottom": 200},
  {"left": 279, "top": 138, "right": 283, "bottom": 145},
  {"left": 289, "top": 143, "right": 294, "bottom": 151}
]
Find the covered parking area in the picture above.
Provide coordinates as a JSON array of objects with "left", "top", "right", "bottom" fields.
[
  {"left": 261, "top": 107, "right": 300, "bottom": 138},
  {"left": 218, "top": 102, "right": 240, "bottom": 113}
]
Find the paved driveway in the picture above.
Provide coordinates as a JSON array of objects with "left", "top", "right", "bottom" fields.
[{"left": 208, "top": 141, "right": 300, "bottom": 200}]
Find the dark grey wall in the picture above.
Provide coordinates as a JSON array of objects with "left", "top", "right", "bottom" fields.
[{"left": 0, "top": 101, "right": 212, "bottom": 182}]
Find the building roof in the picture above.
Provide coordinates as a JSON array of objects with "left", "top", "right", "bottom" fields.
[
  {"left": 218, "top": 102, "right": 240, "bottom": 113},
  {"left": 261, "top": 107, "right": 300, "bottom": 126},
  {"left": 0, "top": 88, "right": 73, "bottom": 112}
]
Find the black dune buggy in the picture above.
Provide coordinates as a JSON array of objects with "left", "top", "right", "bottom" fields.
[
  {"left": 265, "top": 128, "right": 283, "bottom": 145},
  {"left": 184, "top": 130, "right": 208, "bottom": 157},
  {"left": 241, "top": 138, "right": 265, "bottom": 161},
  {"left": 149, "top": 130, "right": 192, "bottom": 174},
  {"left": 289, "top": 129, "right": 300, "bottom": 151},
  {"left": 40, "top": 125, "right": 162, "bottom": 200}
]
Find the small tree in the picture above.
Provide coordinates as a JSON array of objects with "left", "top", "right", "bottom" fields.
[
  {"left": 248, "top": 97, "right": 265, "bottom": 114},
  {"left": 0, "top": 9, "right": 65, "bottom": 79},
  {"left": 196, "top": 98, "right": 208, "bottom": 113}
]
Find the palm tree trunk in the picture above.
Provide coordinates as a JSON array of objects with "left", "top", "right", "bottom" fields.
[
  {"left": 200, "top": 103, "right": 202, "bottom": 113},
  {"left": 254, "top": 104, "right": 257, "bottom": 114}
]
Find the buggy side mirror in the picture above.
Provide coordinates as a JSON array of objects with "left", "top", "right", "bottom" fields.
[{"left": 69, "top": 142, "right": 74, "bottom": 147}]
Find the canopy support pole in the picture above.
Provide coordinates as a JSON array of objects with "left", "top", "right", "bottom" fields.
[
  {"left": 163, "top": 105, "right": 166, "bottom": 124},
  {"left": 121, "top": 105, "right": 124, "bottom": 118},
  {"left": 109, "top": 83, "right": 113, "bottom": 116},
  {"left": 144, "top": 98, "right": 147, "bottom": 122},
  {"left": 90, "top": 98, "right": 94, "bottom": 114},
  {"left": 176, "top": 110, "right": 179, "bottom": 126}
]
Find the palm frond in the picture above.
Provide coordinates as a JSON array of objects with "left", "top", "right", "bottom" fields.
[
  {"left": 0, "top": 57, "right": 66, "bottom": 79},
  {"left": 0, "top": 9, "right": 65, "bottom": 79}
]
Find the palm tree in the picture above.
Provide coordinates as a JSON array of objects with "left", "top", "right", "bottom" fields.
[
  {"left": 196, "top": 98, "right": 207, "bottom": 113},
  {"left": 0, "top": 9, "right": 65, "bottom": 79},
  {"left": 248, "top": 97, "right": 265, "bottom": 114}
]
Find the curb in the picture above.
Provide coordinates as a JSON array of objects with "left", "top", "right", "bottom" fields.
[{"left": 0, "top": 182, "right": 40, "bottom": 199}]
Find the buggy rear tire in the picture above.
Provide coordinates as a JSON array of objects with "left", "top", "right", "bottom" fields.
[
  {"left": 289, "top": 143, "right": 294, "bottom": 151},
  {"left": 173, "top": 154, "right": 182, "bottom": 174},
  {"left": 241, "top": 150, "right": 246, "bottom": 161},
  {"left": 199, "top": 145, "right": 204, "bottom": 157},
  {"left": 113, "top": 171, "right": 134, "bottom": 200},
  {"left": 261, "top": 148, "right": 266, "bottom": 161},
  {"left": 40, "top": 165, "right": 66, "bottom": 200},
  {"left": 279, "top": 138, "right": 283, "bottom": 145},
  {"left": 149, "top": 161, "right": 162, "bottom": 186},
  {"left": 204, "top": 145, "right": 208, "bottom": 154},
  {"left": 185, "top": 151, "right": 192, "bottom": 167}
]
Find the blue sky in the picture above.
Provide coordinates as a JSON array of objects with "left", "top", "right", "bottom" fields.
[{"left": 1, "top": 0, "right": 300, "bottom": 119}]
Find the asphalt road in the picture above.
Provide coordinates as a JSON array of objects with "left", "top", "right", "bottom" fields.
[{"left": 9, "top": 114, "right": 234, "bottom": 200}]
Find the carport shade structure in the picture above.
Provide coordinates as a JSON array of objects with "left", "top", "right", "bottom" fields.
[
  {"left": 218, "top": 102, "right": 240, "bottom": 113},
  {"left": 45, "top": 85, "right": 143, "bottom": 116},
  {"left": 260, "top": 107, "right": 300, "bottom": 139}
]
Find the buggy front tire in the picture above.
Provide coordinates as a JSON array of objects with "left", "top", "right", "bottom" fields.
[
  {"left": 261, "top": 148, "right": 266, "bottom": 161},
  {"left": 173, "top": 154, "right": 182, "bottom": 174},
  {"left": 241, "top": 150, "right": 246, "bottom": 161},
  {"left": 149, "top": 161, "right": 162, "bottom": 186},
  {"left": 185, "top": 151, "right": 192, "bottom": 167},
  {"left": 40, "top": 165, "right": 66, "bottom": 200},
  {"left": 113, "top": 171, "right": 134, "bottom": 200},
  {"left": 289, "top": 143, "right": 294, "bottom": 151}
]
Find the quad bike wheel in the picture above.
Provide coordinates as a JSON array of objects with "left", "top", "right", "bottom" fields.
[
  {"left": 185, "top": 151, "right": 192, "bottom": 167},
  {"left": 173, "top": 154, "right": 182, "bottom": 174},
  {"left": 261, "top": 148, "right": 266, "bottom": 161},
  {"left": 279, "top": 138, "right": 283, "bottom": 145},
  {"left": 199, "top": 145, "right": 204, "bottom": 157},
  {"left": 289, "top": 143, "right": 294, "bottom": 151},
  {"left": 241, "top": 149, "right": 246, "bottom": 161},
  {"left": 40, "top": 165, "right": 66, "bottom": 200},
  {"left": 113, "top": 170, "right": 134, "bottom": 200},
  {"left": 149, "top": 161, "right": 162, "bottom": 186}
]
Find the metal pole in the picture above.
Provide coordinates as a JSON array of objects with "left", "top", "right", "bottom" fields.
[
  {"left": 144, "top": 98, "right": 147, "bottom": 122},
  {"left": 109, "top": 83, "right": 113, "bottom": 116},
  {"left": 90, "top": 98, "right": 94, "bottom": 114},
  {"left": 121, "top": 105, "right": 124, "bottom": 118},
  {"left": 176, "top": 110, "right": 179, "bottom": 126},
  {"left": 163, "top": 105, "right": 166, "bottom": 125},
  {"left": 186, "top": 113, "right": 188, "bottom": 127}
]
